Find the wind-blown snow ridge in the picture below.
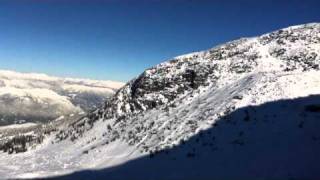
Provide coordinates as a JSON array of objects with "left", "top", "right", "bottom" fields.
[{"left": 0, "top": 23, "right": 320, "bottom": 179}]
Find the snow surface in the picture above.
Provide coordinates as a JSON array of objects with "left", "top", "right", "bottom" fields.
[
  {"left": 0, "top": 123, "right": 38, "bottom": 130},
  {"left": 0, "top": 23, "right": 319, "bottom": 179}
]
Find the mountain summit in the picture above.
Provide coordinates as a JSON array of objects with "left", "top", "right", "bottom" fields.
[{"left": 0, "top": 23, "right": 320, "bottom": 179}]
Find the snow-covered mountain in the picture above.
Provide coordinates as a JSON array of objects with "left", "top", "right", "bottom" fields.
[
  {"left": 0, "top": 70, "right": 124, "bottom": 125},
  {"left": 0, "top": 23, "right": 319, "bottom": 179}
]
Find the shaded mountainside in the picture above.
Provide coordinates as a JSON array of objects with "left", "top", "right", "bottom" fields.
[
  {"left": 56, "top": 95, "right": 320, "bottom": 180},
  {"left": 0, "top": 23, "right": 319, "bottom": 179}
]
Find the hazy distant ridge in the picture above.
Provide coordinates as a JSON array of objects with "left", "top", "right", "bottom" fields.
[{"left": 0, "top": 70, "right": 124, "bottom": 125}]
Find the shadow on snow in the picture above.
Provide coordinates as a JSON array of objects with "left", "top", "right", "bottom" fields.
[{"left": 52, "top": 95, "right": 320, "bottom": 180}]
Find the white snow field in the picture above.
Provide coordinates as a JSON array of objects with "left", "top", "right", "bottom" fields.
[{"left": 0, "top": 23, "right": 319, "bottom": 180}]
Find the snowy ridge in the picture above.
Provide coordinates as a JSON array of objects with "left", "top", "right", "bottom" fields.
[
  {"left": 0, "top": 23, "right": 320, "bottom": 179},
  {"left": 0, "top": 70, "right": 124, "bottom": 125},
  {"left": 0, "top": 70, "right": 123, "bottom": 90}
]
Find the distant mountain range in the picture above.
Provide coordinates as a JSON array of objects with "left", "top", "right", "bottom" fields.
[
  {"left": 0, "top": 70, "right": 124, "bottom": 125},
  {"left": 0, "top": 23, "right": 319, "bottom": 180}
]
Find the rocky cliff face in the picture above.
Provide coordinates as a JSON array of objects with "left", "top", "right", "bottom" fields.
[{"left": 99, "top": 23, "right": 319, "bottom": 118}]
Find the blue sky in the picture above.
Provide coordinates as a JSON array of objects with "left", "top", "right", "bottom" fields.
[{"left": 0, "top": 0, "right": 319, "bottom": 82}]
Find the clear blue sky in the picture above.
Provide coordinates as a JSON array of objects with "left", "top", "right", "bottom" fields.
[{"left": 0, "top": 0, "right": 319, "bottom": 82}]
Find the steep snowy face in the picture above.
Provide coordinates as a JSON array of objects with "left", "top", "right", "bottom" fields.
[
  {"left": 86, "top": 23, "right": 320, "bottom": 119},
  {"left": 0, "top": 70, "right": 124, "bottom": 125},
  {"left": 57, "top": 23, "right": 320, "bottom": 152}
]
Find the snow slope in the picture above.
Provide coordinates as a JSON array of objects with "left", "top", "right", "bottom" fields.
[
  {"left": 0, "top": 23, "right": 319, "bottom": 179},
  {"left": 0, "top": 70, "right": 124, "bottom": 125}
]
